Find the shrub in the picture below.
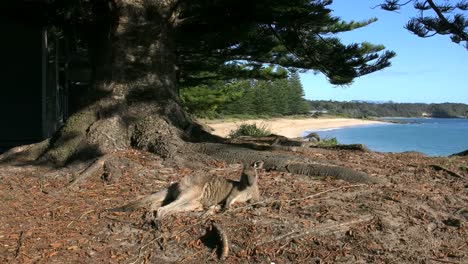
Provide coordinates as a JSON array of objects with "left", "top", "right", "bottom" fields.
[
  {"left": 229, "top": 123, "right": 272, "bottom": 138},
  {"left": 316, "top": 137, "right": 338, "bottom": 147}
]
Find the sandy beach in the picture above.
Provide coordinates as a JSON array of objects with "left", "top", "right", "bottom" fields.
[{"left": 204, "top": 117, "right": 384, "bottom": 138}]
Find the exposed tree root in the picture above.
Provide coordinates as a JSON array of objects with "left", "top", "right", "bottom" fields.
[
  {"left": 227, "top": 135, "right": 370, "bottom": 152},
  {"left": 0, "top": 139, "right": 50, "bottom": 164},
  {"left": 40, "top": 108, "right": 99, "bottom": 166},
  {"left": 67, "top": 154, "right": 110, "bottom": 189},
  {"left": 286, "top": 163, "right": 375, "bottom": 183},
  {"left": 228, "top": 135, "right": 304, "bottom": 147},
  {"left": 189, "top": 143, "right": 378, "bottom": 183}
]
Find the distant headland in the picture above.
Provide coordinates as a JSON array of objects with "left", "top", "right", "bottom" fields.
[{"left": 307, "top": 100, "right": 468, "bottom": 119}]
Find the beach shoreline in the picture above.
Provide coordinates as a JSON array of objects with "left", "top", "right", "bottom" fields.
[{"left": 202, "top": 117, "right": 385, "bottom": 138}]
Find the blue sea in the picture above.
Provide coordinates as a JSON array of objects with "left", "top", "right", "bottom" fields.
[{"left": 303, "top": 118, "right": 468, "bottom": 157}]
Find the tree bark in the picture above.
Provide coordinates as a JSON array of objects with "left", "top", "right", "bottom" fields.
[{"left": 39, "top": 0, "right": 194, "bottom": 166}]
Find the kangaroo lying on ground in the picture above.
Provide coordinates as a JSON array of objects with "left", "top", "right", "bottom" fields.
[{"left": 111, "top": 161, "right": 263, "bottom": 219}]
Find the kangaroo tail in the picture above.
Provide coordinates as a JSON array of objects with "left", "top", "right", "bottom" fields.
[{"left": 108, "top": 189, "right": 169, "bottom": 212}]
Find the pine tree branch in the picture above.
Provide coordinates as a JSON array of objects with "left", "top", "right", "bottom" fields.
[
  {"left": 425, "top": 0, "right": 468, "bottom": 42},
  {"left": 372, "top": 0, "right": 413, "bottom": 10}
]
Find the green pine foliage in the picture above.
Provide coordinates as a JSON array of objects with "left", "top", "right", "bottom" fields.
[
  {"left": 174, "top": 0, "right": 395, "bottom": 86},
  {"left": 182, "top": 72, "right": 311, "bottom": 118},
  {"left": 180, "top": 81, "right": 244, "bottom": 118},
  {"left": 379, "top": 0, "right": 468, "bottom": 49}
]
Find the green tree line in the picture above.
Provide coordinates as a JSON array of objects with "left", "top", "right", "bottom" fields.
[
  {"left": 181, "top": 72, "right": 310, "bottom": 118},
  {"left": 309, "top": 100, "right": 468, "bottom": 118}
]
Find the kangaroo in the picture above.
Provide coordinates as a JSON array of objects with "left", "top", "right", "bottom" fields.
[{"left": 111, "top": 161, "right": 263, "bottom": 219}]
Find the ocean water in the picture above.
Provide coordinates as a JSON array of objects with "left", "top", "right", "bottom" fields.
[{"left": 303, "top": 118, "right": 468, "bottom": 157}]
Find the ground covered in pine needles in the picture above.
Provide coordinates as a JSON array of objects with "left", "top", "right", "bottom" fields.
[{"left": 1, "top": 147, "right": 467, "bottom": 263}]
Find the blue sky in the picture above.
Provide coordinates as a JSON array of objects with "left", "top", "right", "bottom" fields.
[{"left": 300, "top": 1, "right": 468, "bottom": 104}]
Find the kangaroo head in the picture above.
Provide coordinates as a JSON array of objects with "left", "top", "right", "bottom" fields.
[
  {"left": 252, "top": 160, "right": 264, "bottom": 170},
  {"left": 249, "top": 160, "right": 264, "bottom": 183}
]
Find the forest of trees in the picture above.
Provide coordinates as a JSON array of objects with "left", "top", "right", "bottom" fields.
[
  {"left": 309, "top": 100, "right": 468, "bottom": 118},
  {"left": 181, "top": 72, "right": 310, "bottom": 118}
]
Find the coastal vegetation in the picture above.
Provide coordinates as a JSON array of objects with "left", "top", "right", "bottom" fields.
[
  {"left": 228, "top": 123, "right": 272, "bottom": 138},
  {"left": 309, "top": 100, "right": 468, "bottom": 118},
  {"left": 316, "top": 136, "right": 339, "bottom": 147},
  {"left": 181, "top": 71, "right": 311, "bottom": 119},
  {"left": 182, "top": 79, "right": 468, "bottom": 120}
]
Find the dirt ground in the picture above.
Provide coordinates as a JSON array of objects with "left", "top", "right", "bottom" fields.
[{"left": 0, "top": 148, "right": 467, "bottom": 263}]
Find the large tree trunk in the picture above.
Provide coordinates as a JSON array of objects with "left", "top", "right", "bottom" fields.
[{"left": 40, "top": 0, "right": 195, "bottom": 166}]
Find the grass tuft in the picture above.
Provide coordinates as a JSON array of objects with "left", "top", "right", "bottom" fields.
[
  {"left": 229, "top": 123, "right": 272, "bottom": 138},
  {"left": 316, "top": 136, "right": 338, "bottom": 147}
]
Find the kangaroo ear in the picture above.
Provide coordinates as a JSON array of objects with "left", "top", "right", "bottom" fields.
[{"left": 253, "top": 160, "right": 264, "bottom": 169}]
